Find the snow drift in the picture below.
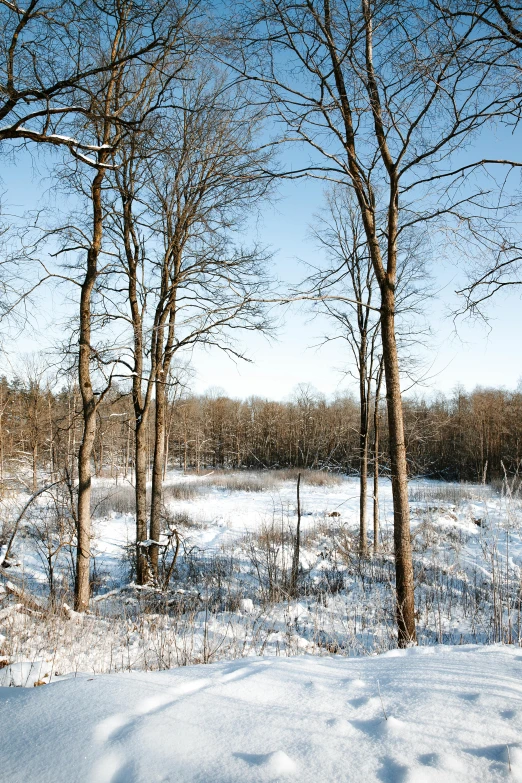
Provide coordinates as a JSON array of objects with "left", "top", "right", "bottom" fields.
[{"left": 1, "top": 645, "right": 521, "bottom": 782}]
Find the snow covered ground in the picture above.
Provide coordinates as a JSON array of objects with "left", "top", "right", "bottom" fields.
[
  {"left": 2, "top": 644, "right": 521, "bottom": 782},
  {"left": 1, "top": 471, "right": 522, "bottom": 685}
]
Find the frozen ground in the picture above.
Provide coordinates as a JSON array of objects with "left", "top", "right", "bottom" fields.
[
  {"left": 1, "top": 645, "right": 522, "bottom": 783},
  {"left": 1, "top": 471, "right": 522, "bottom": 685},
  {"left": 91, "top": 471, "right": 522, "bottom": 595}
]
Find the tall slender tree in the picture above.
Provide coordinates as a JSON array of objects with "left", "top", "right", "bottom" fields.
[
  {"left": 229, "top": 0, "right": 518, "bottom": 644},
  {"left": 50, "top": 0, "right": 197, "bottom": 609},
  {"left": 107, "top": 71, "right": 273, "bottom": 583},
  {"left": 308, "top": 188, "right": 381, "bottom": 554}
]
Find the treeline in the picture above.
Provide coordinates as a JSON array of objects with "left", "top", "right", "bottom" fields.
[
  {"left": 1, "top": 374, "right": 520, "bottom": 488},
  {"left": 4, "top": 0, "right": 522, "bottom": 640}
]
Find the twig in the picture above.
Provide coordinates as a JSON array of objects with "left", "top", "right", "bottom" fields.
[{"left": 377, "top": 679, "right": 388, "bottom": 720}]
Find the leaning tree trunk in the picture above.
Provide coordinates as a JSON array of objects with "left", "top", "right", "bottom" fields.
[{"left": 380, "top": 283, "right": 416, "bottom": 646}]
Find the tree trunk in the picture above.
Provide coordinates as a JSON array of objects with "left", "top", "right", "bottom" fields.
[
  {"left": 373, "top": 358, "right": 384, "bottom": 553},
  {"left": 150, "top": 369, "right": 167, "bottom": 579},
  {"left": 380, "top": 284, "right": 416, "bottom": 646},
  {"left": 290, "top": 472, "right": 301, "bottom": 596},
  {"left": 76, "top": 405, "right": 96, "bottom": 611},
  {"left": 75, "top": 166, "right": 105, "bottom": 612},
  {"left": 32, "top": 445, "right": 37, "bottom": 494},
  {"left": 135, "top": 415, "right": 149, "bottom": 584},
  {"left": 149, "top": 303, "right": 177, "bottom": 581},
  {"left": 359, "top": 347, "right": 368, "bottom": 555}
]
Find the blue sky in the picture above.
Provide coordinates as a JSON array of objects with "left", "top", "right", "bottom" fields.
[{"left": 1, "top": 138, "right": 521, "bottom": 401}]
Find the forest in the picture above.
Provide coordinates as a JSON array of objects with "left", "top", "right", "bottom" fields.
[
  {"left": 3, "top": 5, "right": 522, "bottom": 779},
  {"left": 0, "top": 0, "right": 522, "bottom": 783},
  {"left": 1, "top": 375, "right": 521, "bottom": 486},
  {"left": 0, "top": 0, "right": 522, "bottom": 668}
]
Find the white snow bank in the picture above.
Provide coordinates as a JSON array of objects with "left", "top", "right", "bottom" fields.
[{"left": 1, "top": 645, "right": 522, "bottom": 782}]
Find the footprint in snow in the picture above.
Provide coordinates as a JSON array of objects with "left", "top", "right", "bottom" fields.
[
  {"left": 418, "top": 752, "right": 438, "bottom": 767},
  {"left": 349, "top": 695, "right": 373, "bottom": 708},
  {"left": 326, "top": 717, "right": 357, "bottom": 737},
  {"left": 418, "top": 752, "right": 466, "bottom": 774},
  {"left": 458, "top": 692, "right": 480, "bottom": 702},
  {"left": 88, "top": 751, "right": 137, "bottom": 783},
  {"left": 234, "top": 750, "right": 297, "bottom": 777},
  {"left": 376, "top": 755, "right": 409, "bottom": 783},
  {"left": 351, "top": 716, "right": 406, "bottom": 738},
  {"left": 464, "top": 742, "right": 522, "bottom": 774}
]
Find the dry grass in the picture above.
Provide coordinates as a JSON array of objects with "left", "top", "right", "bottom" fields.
[
  {"left": 89, "top": 468, "right": 344, "bottom": 520},
  {"left": 91, "top": 485, "right": 136, "bottom": 517},
  {"left": 163, "top": 510, "right": 203, "bottom": 530},
  {"left": 408, "top": 483, "right": 483, "bottom": 506},
  {"left": 92, "top": 480, "right": 206, "bottom": 517},
  {"left": 163, "top": 482, "right": 207, "bottom": 501},
  {"left": 277, "top": 469, "right": 343, "bottom": 487},
  {"left": 204, "top": 471, "right": 277, "bottom": 493}
]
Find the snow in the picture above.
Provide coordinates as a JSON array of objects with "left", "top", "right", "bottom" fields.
[
  {"left": 2, "top": 473, "right": 522, "bottom": 779},
  {"left": 1, "top": 645, "right": 522, "bottom": 782},
  {"left": 2, "top": 473, "right": 522, "bottom": 685},
  {"left": 239, "top": 597, "right": 255, "bottom": 613}
]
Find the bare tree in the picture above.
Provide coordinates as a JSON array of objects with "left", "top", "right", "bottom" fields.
[
  {"left": 106, "top": 70, "right": 274, "bottom": 583},
  {"left": 228, "top": 0, "right": 519, "bottom": 645},
  {"left": 308, "top": 187, "right": 428, "bottom": 554},
  {"left": 46, "top": 0, "right": 197, "bottom": 609},
  {"left": 421, "top": 2, "right": 522, "bottom": 313},
  {"left": 0, "top": 0, "right": 194, "bottom": 161},
  {"left": 308, "top": 188, "right": 381, "bottom": 554}
]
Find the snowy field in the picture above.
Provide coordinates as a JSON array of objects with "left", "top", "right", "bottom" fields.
[
  {"left": 1, "top": 472, "right": 522, "bottom": 782},
  {"left": 2, "top": 645, "right": 522, "bottom": 782},
  {"left": 1, "top": 470, "right": 522, "bottom": 684}
]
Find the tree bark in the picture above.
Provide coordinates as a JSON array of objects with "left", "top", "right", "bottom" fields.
[
  {"left": 373, "top": 358, "right": 384, "bottom": 553},
  {"left": 150, "top": 367, "right": 167, "bottom": 578},
  {"left": 134, "top": 414, "right": 149, "bottom": 584},
  {"left": 76, "top": 166, "right": 105, "bottom": 611},
  {"left": 359, "top": 344, "right": 369, "bottom": 555},
  {"left": 380, "top": 284, "right": 416, "bottom": 645},
  {"left": 149, "top": 280, "right": 178, "bottom": 582}
]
